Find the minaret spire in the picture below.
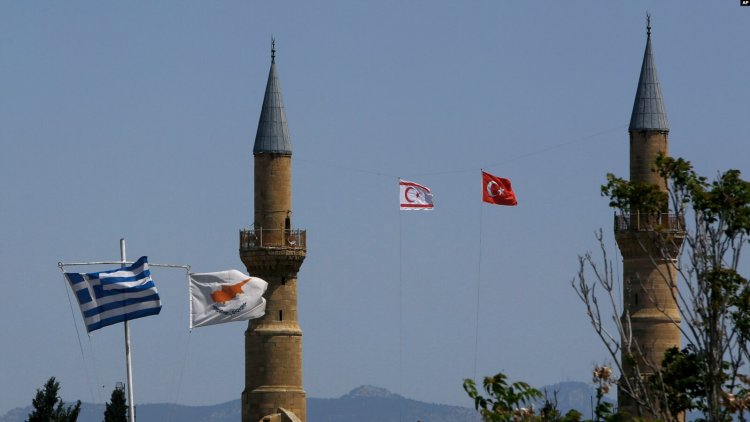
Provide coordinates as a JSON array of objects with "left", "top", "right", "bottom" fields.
[
  {"left": 253, "top": 39, "right": 292, "bottom": 155},
  {"left": 629, "top": 14, "right": 669, "bottom": 132}
]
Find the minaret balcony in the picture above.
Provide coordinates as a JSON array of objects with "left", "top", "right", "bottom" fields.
[
  {"left": 613, "top": 212, "right": 685, "bottom": 233},
  {"left": 240, "top": 228, "right": 306, "bottom": 251}
]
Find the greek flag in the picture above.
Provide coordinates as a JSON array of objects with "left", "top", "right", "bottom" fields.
[{"left": 64, "top": 256, "right": 162, "bottom": 333}]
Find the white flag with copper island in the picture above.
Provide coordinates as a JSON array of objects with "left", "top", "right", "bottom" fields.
[
  {"left": 399, "top": 179, "right": 434, "bottom": 210},
  {"left": 189, "top": 270, "right": 268, "bottom": 328}
]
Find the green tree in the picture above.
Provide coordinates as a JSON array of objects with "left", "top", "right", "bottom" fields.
[
  {"left": 574, "top": 155, "right": 750, "bottom": 422},
  {"left": 27, "top": 377, "right": 81, "bottom": 422},
  {"left": 463, "top": 373, "right": 543, "bottom": 422},
  {"left": 463, "top": 372, "right": 585, "bottom": 422},
  {"left": 103, "top": 383, "right": 127, "bottom": 422}
]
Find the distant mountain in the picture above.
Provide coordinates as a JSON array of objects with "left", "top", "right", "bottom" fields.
[
  {"left": 1, "top": 382, "right": 602, "bottom": 422},
  {"left": 309, "top": 385, "right": 481, "bottom": 422}
]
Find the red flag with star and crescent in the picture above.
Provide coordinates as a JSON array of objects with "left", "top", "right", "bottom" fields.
[{"left": 482, "top": 171, "right": 517, "bottom": 206}]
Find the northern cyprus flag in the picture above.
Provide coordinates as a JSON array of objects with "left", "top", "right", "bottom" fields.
[{"left": 399, "top": 179, "right": 434, "bottom": 210}]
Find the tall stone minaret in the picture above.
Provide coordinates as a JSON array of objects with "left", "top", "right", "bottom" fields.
[
  {"left": 615, "top": 18, "right": 684, "bottom": 417},
  {"left": 240, "top": 42, "right": 307, "bottom": 422}
]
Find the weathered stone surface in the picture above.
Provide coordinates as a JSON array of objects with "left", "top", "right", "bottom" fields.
[{"left": 243, "top": 56, "right": 307, "bottom": 422}]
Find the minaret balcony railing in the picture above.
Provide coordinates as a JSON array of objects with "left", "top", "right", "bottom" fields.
[
  {"left": 240, "top": 228, "right": 306, "bottom": 250},
  {"left": 614, "top": 212, "right": 685, "bottom": 233}
]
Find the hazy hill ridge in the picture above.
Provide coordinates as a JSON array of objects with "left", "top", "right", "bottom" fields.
[{"left": 1, "top": 382, "right": 601, "bottom": 422}]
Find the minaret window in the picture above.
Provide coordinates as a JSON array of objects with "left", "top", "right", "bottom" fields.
[{"left": 279, "top": 310, "right": 283, "bottom": 321}]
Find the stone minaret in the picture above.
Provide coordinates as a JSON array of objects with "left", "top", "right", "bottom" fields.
[
  {"left": 240, "top": 42, "right": 307, "bottom": 422},
  {"left": 614, "top": 19, "right": 685, "bottom": 416}
]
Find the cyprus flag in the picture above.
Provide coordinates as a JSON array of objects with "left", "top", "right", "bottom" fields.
[{"left": 189, "top": 270, "right": 268, "bottom": 329}]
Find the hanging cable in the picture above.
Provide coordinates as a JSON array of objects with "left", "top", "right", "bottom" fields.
[
  {"left": 410, "top": 124, "right": 626, "bottom": 178},
  {"left": 168, "top": 269, "right": 195, "bottom": 422},
  {"left": 296, "top": 124, "right": 624, "bottom": 181},
  {"left": 481, "top": 124, "right": 626, "bottom": 171},
  {"left": 87, "top": 335, "right": 103, "bottom": 404},
  {"left": 296, "top": 158, "right": 399, "bottom": 179},
  {"left": 60, "top": 268, "right": 98, "bottom": 404},
  {"left": 295, "top": 125, "right": 627, "bottom": 187},
  {"left": 167, "top": 332, "right": 192, "bottom": 422},
  {"left": 473, "top": 196, "right": 484, "bottom": 383},
  {"left": 398, "top": 204, "right": 404, "bottom": 422}
]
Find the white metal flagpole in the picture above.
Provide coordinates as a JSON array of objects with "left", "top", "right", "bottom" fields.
[
  {"left": 58, "top": 242, "right": 191, "bottom": 422},
  {"left": 121, "top": 238, "right": 136, "bottom": 422}
]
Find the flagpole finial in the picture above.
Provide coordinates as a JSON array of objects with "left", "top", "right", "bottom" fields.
[{"left": 271, "top": 37, "right": 276, "bottom": 63}]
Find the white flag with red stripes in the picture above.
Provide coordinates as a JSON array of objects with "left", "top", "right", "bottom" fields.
[{"left": 399, "top": 179, "right": 434, "bottom": 210}]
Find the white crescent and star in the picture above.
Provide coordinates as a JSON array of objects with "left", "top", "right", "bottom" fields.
[{"left": 486, "top": 181, "right": 504, "bottom": 197}]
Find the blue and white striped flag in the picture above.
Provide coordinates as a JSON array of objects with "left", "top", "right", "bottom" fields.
[{"left": 64, "top": 256, "right": 162, "bottom": 333}]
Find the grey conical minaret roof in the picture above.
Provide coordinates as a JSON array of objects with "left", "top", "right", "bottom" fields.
[
  {"left": 629, "top": 19, "right": 669, "bottom": 132},
  {"left": 253, "top": 43, "right": 292, "bottom": 155}
]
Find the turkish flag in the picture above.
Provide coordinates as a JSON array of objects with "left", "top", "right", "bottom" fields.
[{"left": 482, "top": 171, "right": 517, "bottom": 206}]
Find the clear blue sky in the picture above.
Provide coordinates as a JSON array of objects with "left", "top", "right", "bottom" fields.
[{"left": 1, "top": 1, "right": 748, "bottom": 416}]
